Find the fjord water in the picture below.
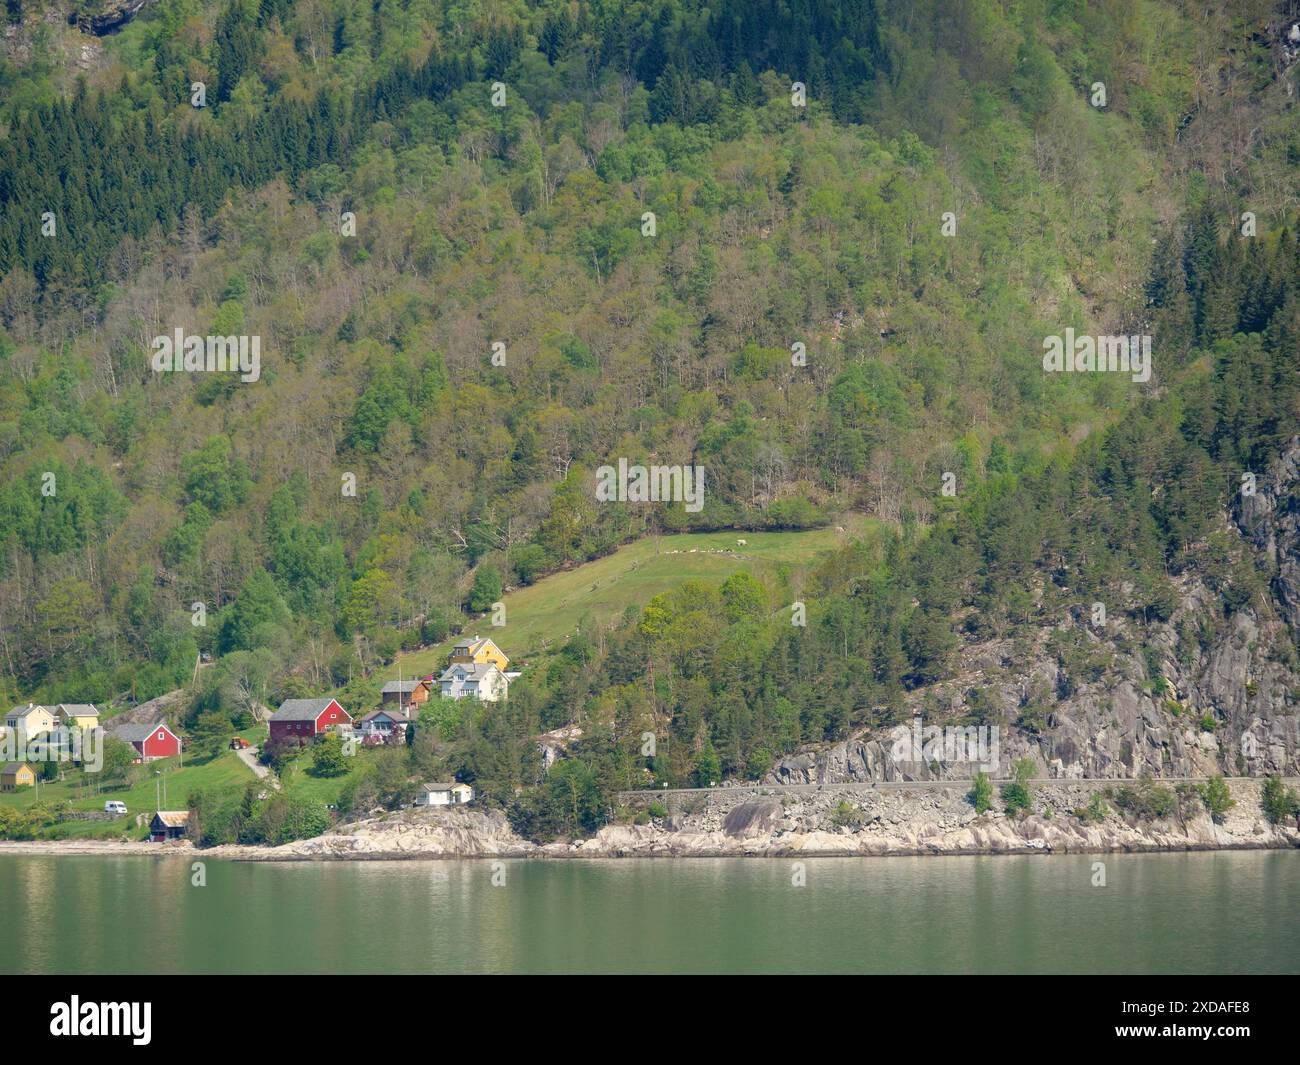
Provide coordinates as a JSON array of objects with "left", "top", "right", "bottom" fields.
[{"left": 3, "top": 851, "right": 1297, "bottom": 974}]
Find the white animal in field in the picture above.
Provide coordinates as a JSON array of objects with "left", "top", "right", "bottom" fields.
[{"left": 736, "top": 538, "right": 747, "bottom": 546}]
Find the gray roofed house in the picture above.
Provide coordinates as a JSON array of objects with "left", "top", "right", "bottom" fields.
[
  {"left": 358, "top": 709, "right": 411, "bottom": 736},
  {"left": 54, "top": 704, "right": 100, "bottom": 725},
  {"left": 269, "top": 698, "right": 351, "bottom": 744},
  {"left": 3, "top": 704, "right": 57, "bottom": 738},
  {"left": 0, "top": 761, "right": 35, "bottom": 790},
  {"left": 8, "top": 704, "right": 44, "bottom": 718},
  {"left": 107, "top": 720, "right": 181, "bottom": 761},
  {"left": 379, "top": 677, "right": 431, "bottom": 708},
  {"left": 436, "top": 661, "right": 509, "bottom": 702},
  {"left": 271, "top": 698, "right": 339, "bottom": 721},
  {"left": 108, "top": 722, "right": 165, "bottom": 744}
]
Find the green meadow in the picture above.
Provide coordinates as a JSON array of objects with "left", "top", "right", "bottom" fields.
[{"left": 393, "top": 518, "right": 873, "bottom": 681}]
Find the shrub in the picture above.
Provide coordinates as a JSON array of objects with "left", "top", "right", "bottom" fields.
[
  {"left": 1073, "top": 791, "right": 1110, "bottom": 824},
  {"left": 1111, "top": 780, "right": 1176, "bottom": 821},
  {"left": 1001, "top": 782, "right": 1031, "bottom": 815},
  {"left": 969, "top": 771, "right": 992, "bottom": 814},
  {"left": 310, "top": 732, "right": 350, "bottom": 777},
  {"left": 1200, "top": 775, "right": 1234, "bottom": 824},
  {"left": 1261, "top": 776, "right": 1300, "bottom": 826}
]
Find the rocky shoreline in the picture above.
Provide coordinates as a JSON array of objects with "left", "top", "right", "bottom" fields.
[{"left": 4, "top": 777, "right": 1296, "bottom": 862}]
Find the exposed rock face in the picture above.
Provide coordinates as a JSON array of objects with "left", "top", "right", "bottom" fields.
[
  {"left": 107, "top": 688, "right": 188, "bottom": 728},
  {"left": 12, "top": 779, "right": 1294, "bottom": 861},
  {"left": 722, "top": 799, "right": 782, "bottom": 838},
  {"left": 769, "top": 437, "right": 1300, "bottom": 787},
  {"left": 578, "top": 778, "right": 1299, "bottom": 857},
  {"left": 69, "top": 0, "right": 158, "bottom": 36},
  {"left": 252, "top": 807, "right": 536, "bottom": 860},
  {"left": 193, "top": 777, "right": 1300, "bottom": 861}
]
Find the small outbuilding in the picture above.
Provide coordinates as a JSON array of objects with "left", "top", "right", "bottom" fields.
[
  {"left": 150, "top": 811, "right": 190, "bottom": 841},
  {"left": 414, "top": 781, "right": 473, "bottom": 807},
  {"left": 0, "top": 762, "right": 36, "bottom": 790}
]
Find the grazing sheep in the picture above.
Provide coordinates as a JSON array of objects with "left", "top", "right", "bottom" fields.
[{"left": 736, "top": 538, "right": 747, "bottom": 546}]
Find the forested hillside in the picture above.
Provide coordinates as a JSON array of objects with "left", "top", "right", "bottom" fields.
[{"left": 0, "top": 0, "right": 1297, "bottom": 838}]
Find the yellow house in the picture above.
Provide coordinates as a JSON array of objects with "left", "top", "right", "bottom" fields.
[
  {"left": 0, "top": 762, "right": 36, "bottom": 790},
  {"left": 448, "top": 636, "right": 510, "bottom": 671},
  {"left": 3, "top": 704, "right": 56, "bottom": 738},
  {"left": 53, "top": 704, "right": 100, "bottom": 730}
]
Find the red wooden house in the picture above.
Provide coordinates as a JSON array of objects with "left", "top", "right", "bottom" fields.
[
  {"left": 107, "top": 721, "right": 181, "bottom": 762},
  {"left": 269, "top": 698, "right": 352, "bottom": 746}
]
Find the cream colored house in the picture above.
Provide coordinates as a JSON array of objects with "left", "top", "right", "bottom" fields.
[{"left": 3, "top": 704, "right": 56, "bottom": 738}]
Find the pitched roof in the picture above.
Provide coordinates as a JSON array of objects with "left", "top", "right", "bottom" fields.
[
  {"left": 271, "top": 698, "right": 339, "bottom": 721},
  {"left": 420, "top": 782, "right": 456, "bottom": 792},
  {"left": 151, "top": 811, "right": 190, "bottom": 828},
  {"left": 381, "top": 680, "right": 423, "bottom": 694},
  {"left": 108, "top": 721, "right": 173, "bottom": 743},
  {"left": 7, "top": 703, "right": 46, "bottom": 719},
  {"left": 1, "top": 762, "right": 31, "bottom": 775},
  {"left": 56, "top": 703, "right": 99, "bottom": 717},
  {"left": 439, "top": 662, "right": 500, "bottom": 681},
  {"left": 360, "top": 710, "right": 407, "bottom": 724}
]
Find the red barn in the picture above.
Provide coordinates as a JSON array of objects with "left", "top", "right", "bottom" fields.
[
  {"left": 108, "top": 721, "right": 181, "bottom": 762},
  {"left": 269, "top": 698, "right": 352, "bottom": 746}
]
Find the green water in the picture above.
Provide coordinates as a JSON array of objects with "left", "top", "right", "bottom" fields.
[{"left": 2, "top": 851, "right": 1297, "bottom": 974}]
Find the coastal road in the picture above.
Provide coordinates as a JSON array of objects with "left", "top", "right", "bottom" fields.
[{"left": 616, "top": 775, "right": 1300, "bottom": 802}]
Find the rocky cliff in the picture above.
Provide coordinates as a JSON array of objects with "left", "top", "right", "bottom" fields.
[
  {"left": 226, "top": 776, "right": 1298, "bottom": 860},
  {"left": 768, "top": 437, "right": 1300, "bottom": 787}
]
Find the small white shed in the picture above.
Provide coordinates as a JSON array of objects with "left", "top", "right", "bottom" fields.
[{"left": 414, "top": 781, "right": 474, "bottom": 807}]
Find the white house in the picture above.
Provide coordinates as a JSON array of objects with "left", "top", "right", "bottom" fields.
[
  {"left": 436, "top": 662, "right": 509, "bottom": 702},
  {"left": 356, "top": 709, "right": 411, "bottom": 741},
  {"left": 414, "top": 782, "right": 473, "bottom": 807}
]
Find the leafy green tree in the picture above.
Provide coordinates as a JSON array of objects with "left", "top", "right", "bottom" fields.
[
  {"left": 1200, "top": 775, "right": 1234, "bottom": 824},
  {"left": 693, "top": 740, "right": 721, "bottom": 788},
  {"left": 468, "top": 564, "right": 502, "bottom": 613},
  {"left": 1261, "top": 776, "right": 1299, "bottom": 826},
  {"left": 311, "top": 732, "right": 349, "bottom": 777}
]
